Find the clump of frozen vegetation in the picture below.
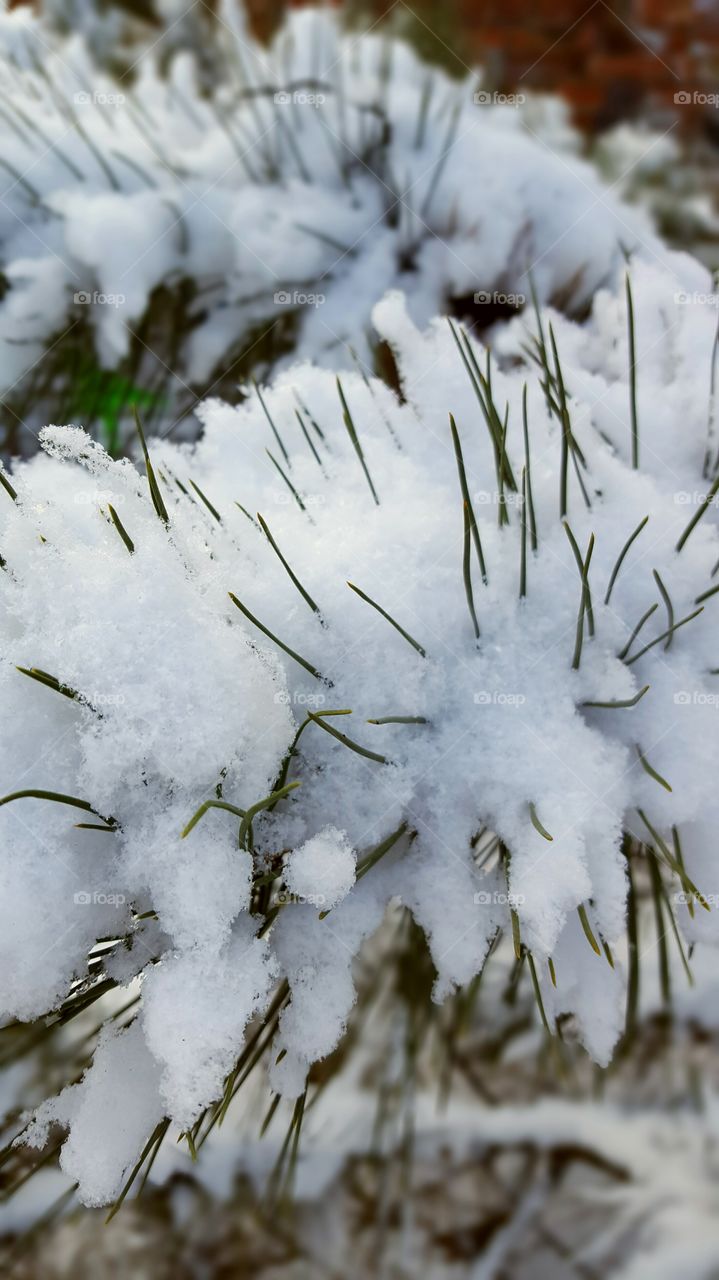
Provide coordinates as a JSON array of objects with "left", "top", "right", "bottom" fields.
[
  {"left": 1, "top": 246, "right": 718, "bottom": 1207},
  {"left": 0, "top": 2, "right": 680, "bottom": 450}
]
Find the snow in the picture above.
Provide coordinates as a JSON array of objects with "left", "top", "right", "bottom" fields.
[
  {"left": 0, "top": 0, "right": 718, "bottom": 1222},
  {"left": 24, "top": 1022, "right": 164, "bottom": 1209},
  {"left": 285, "top": 826, "right": 356, "bottom": 910},
  {"left": 1, "top": 270, "right": 717, "bottom": 1202}
]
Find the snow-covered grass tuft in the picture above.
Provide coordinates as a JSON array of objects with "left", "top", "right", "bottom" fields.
[
  {"left": 0, "top": 275, "right": 718, "bottom": 1209},
  {"left": 0, "top": 3, "right": 697, "bottom": 453}
]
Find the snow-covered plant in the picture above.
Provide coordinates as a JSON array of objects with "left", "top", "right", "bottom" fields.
[
  {"left": 0, "top": 4, "right": 675, "bottom": 453},
  {"left": 1, "top": 251, "right": 719, "bottom": 1209}
]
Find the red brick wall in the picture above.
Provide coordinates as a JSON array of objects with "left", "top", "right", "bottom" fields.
[
  {"left": 457, "top": 0, "right": 719, "bottom": 129},
  {"left": 295, "top": 0, "right": 719, "bottom": 134}
]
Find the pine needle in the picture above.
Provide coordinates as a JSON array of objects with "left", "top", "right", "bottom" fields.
[
  {"left": 604, "top": 515, "right": 649, "bottom": 604},
  {"left": 0, "top": 789, "right": 115, "bottom": 827},
  {"left": 652, "top": 569, "right": 674, "bottom": 649},
  {"left": 577, "top": 904, "right": 601, "bottom": 956},
  {"left": 229, "top": 592, "right": 327, "bottom": 681},
  {"left": 347, "top": 581, "right": 426, "bottom": 656},
  {"left": 637, "top": 810, "right": 709, "bottom": 909},
  {"left": 461, "top": 501, "right": 480, "bottom": 639},
  {"left": 253, "top": 377, "right": 291, "bottom": 468},
  {"left": 522, "top": 384, "right": 538, "bottom": 550},
  {"left": 105, "top": 1119, "right": 170, "bottom": 1223},
  {"left": 625, "top": 606, "right": 703, "bottom": 665},
  {"left": 0, "top": 468, "right": 17, "bottom": 503},
  {"left": 676, "top": 471, "right": 719, "bottom": 552},
  {"left": 189, "top": 478, "right": 221, "bottom": 523},
  {"left": 107, "top": 504, "right": 134, "bottom": 553},
  {"left": 134, "top": 407, "right": 169, "bottom": 525},
  {"left": 449, "top": 413, "right": 487, "bottom": 582},
  {"left": 617, "top": 602, "right": 658, "bottom": 661},
  {"left": 181, "top": 798, "right": 248, "bottom": 839},
  {"left": 526, "top": 952, "right": 552, "bottom": 1035},
  {"left": 257, "top": 513, "right": 321, "bottom": 615},
  {"left": 635, "top": 744, "right": 672, "bottom": 792},
  {"left": 337, "top": 377, "right": 379, "bottom": 505},
  {"left": 307, "top": 710, "right": 388, "bottom": 764},
  {"left": 355, "top": 822, "right": 408, "bottom": 883},
  {"left": 626, "top": 273, "right": 639, "bottom": 469},
  {"left": 265, "top": 450, "right": 307, "bottom": 515},
  {"left": 238, "top": 781, "right": 302, "bottom": 850},
  {"left": 582, "top": 685, "right": 649, "bottom": 710},
  {"left": 563, "top": 520, "right": 595, "bottom": 636},
  {"left": 367, "top": 716, "right": 427, "bottom": 725},
  {"left": 529, "top": 802, "right": 553, "bottom": 841},
  {"left": 294, "top": 409, "right": 323, "bottom": 469}
]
